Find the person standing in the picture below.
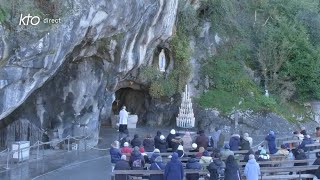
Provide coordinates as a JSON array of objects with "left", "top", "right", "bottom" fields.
[
  {"left": 119, "top": 106, "right": 128, "bottom": 137},
  {"left": 244, "top": 154, "right": 260, "bottom": 180},
  {"left": 195, "top": 130, "right": 209, "bottom": 150},
  {"left": 154, "top": 131, "right": 162, "bottom": 149},
  {"left": 211, "top": 127, "right": 221, "bottom": 148},
  {"left": 225, "top": 155, "right": 241, "bottom": 180},
  {"left": 265, "top": 130, "right": 277, "bottom": 154},
  {"left": 114, "top": 155, "right": 130, "bottom": 180},
  {"left": 164, "top": 152, "right": 184, "bottom": 180},
  {"left": 182, "top": 131, "right": 193, "bottom": 150}
]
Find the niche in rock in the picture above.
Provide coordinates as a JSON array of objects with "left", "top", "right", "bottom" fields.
[
  {"left": 152, "top": 47, "right": 172, "bottom": 73},
  {"left": 112, "top": 87, "right": 151, "bottom": 124}
]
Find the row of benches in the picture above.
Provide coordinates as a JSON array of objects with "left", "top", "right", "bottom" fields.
[{"left": 112, "top": 165, "right": 319, "bottom": 180}]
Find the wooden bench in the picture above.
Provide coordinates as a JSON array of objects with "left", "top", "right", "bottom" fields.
[
  {"left": 111, "top": 169, "right": 209, "bottom": 180},
  {"left": 259, "top": 165, "right": 319, "bottom": 180}
]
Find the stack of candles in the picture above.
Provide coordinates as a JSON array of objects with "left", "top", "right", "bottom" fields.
[{"left": 176, "top": 85, "right": 195, "bottom": 128}]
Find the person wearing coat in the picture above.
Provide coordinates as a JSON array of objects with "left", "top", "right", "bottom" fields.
[
  {"left": 114, "top": 155, "right": 130, "bottom": 180},
  {"left": 186, "top": 155, "right": 202, "bottom": 180},
  {"left": 240, "top": 133, "right": 252, "bottom": 150},
  {"left": 158, "top": 135, "right": 168, "bottom": 153},
  {"left": 229, "top": 134, "right": 241, "bottom": 151},
  {"left": 166, "top": 129, "right": 176, "bottom": 148},
  {"left": 120, "top": 142, "right": 132, "bottom": 154},
  {"left": 182, "top": 131, "right": 193, "bottom": 150},
  {"left": 225, "top": 155, "right": 241, "bottom": 180},
  {"left": 110, "top": 141, "right": 122, "bottom": 164},
  {"left": 176, "top": 145, "right": 185, "bottom": 158},
  {"left": 164, "top": 152, "right": 184, "bottom": 180},
  {"left": 199, "top": 150, "right": 213, "bottom": 169},
  {"left": 129, "top": 147, "right": 145, "bottom": 170},
  {"left": 149, "top": 156, "right": 166, "bottom": 180},
  {"left": 265, "top": 131, "right": 277, "bottom": 154},
  {"left": 299, "top": 135, "right": 313, "bottom": 152},
  {"left": 131, "top": 134, "right": 142, "bottom": 148},
  {"left": 150, "top": 149, "right": 161, "bottom": 164},
  {"left": 154, "top": 131, "right": 162, "bottom": 149},
  {"left": 143, "top": 134, "right": 155, "bottom": 152},
  {"left": 244, "top": 154, "right": 260, "bottom": 180},
  {"left": 195, "top": 130, "right": 209, "bottom": 150},
  {"left": 221, "top": 144, "right": 234, "bottom": 159},
  {"left": 207, "top": 152, "right": 226, "bottom": 180}
]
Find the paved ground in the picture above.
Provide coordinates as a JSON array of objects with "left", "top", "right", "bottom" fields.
[
  {"left": 0, "top": 126, "right": 173, "bottom": 180},
  {"left": 0, "top": 126, "right": 290, "bottom": 180}
]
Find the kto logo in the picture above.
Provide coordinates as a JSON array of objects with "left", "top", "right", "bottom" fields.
[{"left": 19, "top": 14, "right": 40, "bottom": 26}]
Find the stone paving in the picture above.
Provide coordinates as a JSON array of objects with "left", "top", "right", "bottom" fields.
[{"left": 0, "top": 126, "right": 290, "bottom": 180}]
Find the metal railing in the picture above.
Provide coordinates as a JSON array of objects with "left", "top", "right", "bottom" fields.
[{"left": 0, "top": 134, "right": 91, "bottom": 170}]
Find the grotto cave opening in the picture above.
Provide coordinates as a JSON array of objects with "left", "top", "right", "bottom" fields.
[{"left": 110, "top": 87, "right": 151, "bottom": 126}]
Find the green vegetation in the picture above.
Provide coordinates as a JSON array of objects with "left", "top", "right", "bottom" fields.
[
  {"left": 146, "top": 1, "right": 195, "bottom": 98},
  {"left": 196, "top": 0, "right": 320, "bottom": 121}
]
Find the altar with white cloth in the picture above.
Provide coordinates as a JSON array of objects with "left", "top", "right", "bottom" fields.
[{"left": 111, "top": 115, "right": 138, "bottom": 129}]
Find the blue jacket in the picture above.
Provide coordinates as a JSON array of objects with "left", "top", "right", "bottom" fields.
[
  {"left": 164, "top": 153, "right": 184, "bottom": 180},
  {"left": 109, "top": 147, "right": 122, "bottom": 163},
  {"left": 150, "top": 153, "right": 161, "bottom": 164},
  {"left": 129, "top": 150, "right": 145, "bottom": 170},
  {"left": 244, "top": 159, "right": 260, "bottom": 180},
  {"left": 299, "top": 138, "right": 313, "bottom": 152},
  {"left": 265, "top": 134, "right": 277, "bottom": 154},
  {"left": 149, "top": 160, "right": 165, "bottom": 180},
  {"left": 229, "top": 136, "right": 240, "bottom": 151},
  {"left": 186, "top": 158, "right": 201, "bottom": 180}
]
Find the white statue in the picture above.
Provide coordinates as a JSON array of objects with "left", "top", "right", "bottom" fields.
[{"left": 159, "top": 49, "right": 166, "bottom": 72}]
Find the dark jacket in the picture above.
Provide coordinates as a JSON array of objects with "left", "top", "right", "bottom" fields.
[
  {"left": 114, "top": 160, "right": 130, "bottom": 180},
  {"left": 217, "top": 133, "right": 225, "bottom": 149},
  {"left": 149, "top": 157, "right": 166, "bottom": 180},
  {"left": 240, "top": 137, "right": 251, "bottom": 151},
  {"left": 225, "top": 159, "right": 241, "bottom": 180},
  {"left": 195, "top": 133, "right": 209, "bottom": 150},
  {"left": 294, "top": 151, "right": 308, "bottom": 167},
  {"left": 229, "top": 136, "right": 241, "bottom": 151},
  {"left": 129, "top": 150, "right": 145, "bottom": 170},
  {"left": 265, "top": 134, "right": 277, "bottom": 154},
  {"left": 131, "top": 135, "right": 142, "bottom": 148},
  {"left": 158, "top": 139, "right": 168, "bottom": 153},
  {"left": 154, "top": 131, "right": 162, "bottom": 149},
  {"left": 186, "top": 158, "right": 201, "bottom": 180},
  {"left": 164, "top": 153, "right": 184, "bottom": 180},
  {"left": 307, "top": 158, "right": 320, "bottom": 175},
  {"left": 207, "top": 159, "right": 226, "bottom": 180},
  {"left": 171, "top": 137, "right": 183, "bottom": 152},
  {"left": 166, "top": 133, "right": 176, "bottom": 148},
  {"left": 110, "top": 147, "right": 122, "bottom": 163},
  {"left": 143, "top": 138, "right": 155, "bottom": 152},
  {"left": 119, "top": 136, "right": 131, "bottom": 148},
  {"left": 299, "top": 138, "right": 313, "bottom": 152}
]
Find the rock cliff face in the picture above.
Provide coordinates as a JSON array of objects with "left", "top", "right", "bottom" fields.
[{"left": 0, "top": 0, "right": 178, "bottom": 146}]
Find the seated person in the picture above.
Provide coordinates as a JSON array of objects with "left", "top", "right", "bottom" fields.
[
  {"left": 199, "top": 150, "right": 212, "bottom": 169},
  {"left": 150, "top": 156, "right": 165, "bottom": 180},
  {"left": 176, "top": 145, "right": 185, "bottom": 158},
  {"left": 221, "top": 144, "right": 234, "bottom": 159},
  {"left": 275, "top": 144, "right": 289, "bottom": 156},
  {"left": 257, "top": 149, "right": 271, "bottom": 167},
  {"left": 186, "top": 155, "right": 202, "bottom": 180},
  {"left": 121, "top": 142, "right": 132, "bottom": 154},
  {"left": 196, "top": 147, "right": 205, "bottom": 158},
  {"left": 189, "top": 143, "right": 198, "bottom": 152},
  {"left": 114, "top": 155, "right": 130, "bottom": 180}
]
